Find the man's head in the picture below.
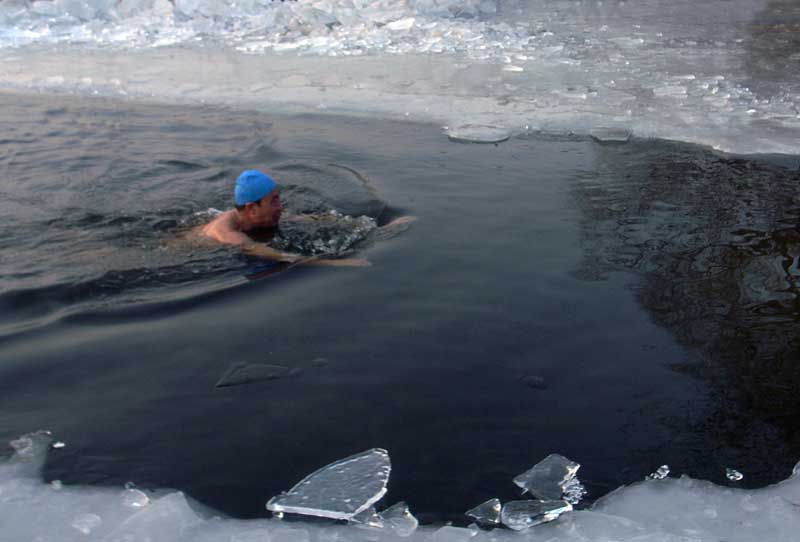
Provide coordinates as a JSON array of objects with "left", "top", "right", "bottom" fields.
[{"left": 234, "top": 169, "right": 282, "bottom": 229}]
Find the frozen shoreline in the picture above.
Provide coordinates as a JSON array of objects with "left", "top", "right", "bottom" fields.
[
  {"left": 3, "top": 431, "right": 800, "bottom": 542},
  {"left": 1, "top": 41, "right": 798, "bottom": 156}
]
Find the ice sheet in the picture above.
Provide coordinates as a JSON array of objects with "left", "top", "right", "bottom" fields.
[{"left": 0, "top": 1, "right": 799, "bottom": 154}]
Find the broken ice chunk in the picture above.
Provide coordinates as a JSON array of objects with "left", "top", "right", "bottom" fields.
[
  {"left": 726, "top": 468, "right": 744, "bottom": 482},
  {"left": 382, "top": 501, "right": 418, "bottom": 537},
  {"left": 465, "top": 498, "right": 502, "bottom": 525},
  {"left": 513, "top": 454, "right": 580, "bottom": 500},
  {"left": 266, "top": 449, "right": 391, "bottom": 520},
  {"left": 649, "top": 465, "right": 670, "bottom": 480},
  {"left": 500, "top": 500, "right": 572, "bottom": 531},
  {"left": 447, "top": 124, "right": 510, "bottom": 144},
  {"left": 51, "top": 441, "right": 66, "bottom": 449},
  {"left": 215, "top": 363, "right": 302, "bottom": 388}
]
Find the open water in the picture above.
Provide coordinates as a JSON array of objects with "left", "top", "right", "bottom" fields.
[{"left": 1, "top": 92, "right": 799, "bottom": 525}]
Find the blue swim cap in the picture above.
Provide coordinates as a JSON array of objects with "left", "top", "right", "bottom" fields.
[{"left": 234, "top": 170, "right": 277, "bottom": 206}]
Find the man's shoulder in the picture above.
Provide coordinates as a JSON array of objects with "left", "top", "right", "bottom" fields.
[{"left": 199, "top": 210, "right": 248, "bottom": 244}]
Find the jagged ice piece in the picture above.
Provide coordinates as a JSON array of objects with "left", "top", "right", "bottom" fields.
[
  {"left": 513, "top": 453, "right": 580, "bottom": 500},
  {"left": 500, "top": 500, "right": 573, "bottom": 531},
  {"left": 465, "top": 497, "right": 501, "bottom": 525},
  {"left": 382, "top": 501, "right": 418, "bottom": 537},
  {"left": 266, "top": 449, "right": 391, "bottom": 520}
]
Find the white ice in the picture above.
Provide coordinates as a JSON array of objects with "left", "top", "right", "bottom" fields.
[
  {"left": 3, "top": 431, "right": 800, "bottom": 541},
  {"left": 0, "top": 0, "right": 798, "bottom": 154}
]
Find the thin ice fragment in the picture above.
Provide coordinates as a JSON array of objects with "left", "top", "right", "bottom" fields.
[
  {"left": 266, "top": 449, "right": 391, "bottom": 520},
  {"left": 382, "top": 501, "right": 418, "bottom": 537},
  {"left": 465, "top": 497, "right": 502, "bottom": 525},
  {"left": 649, "top": 465, "right": 670, "bottom": 480},
  {"left": 500, "top": 500, "right": 572, "bottom": 531},
  {"left": 216, "top": 363, "right": 302, "bottom": 388},
  {"left": 513, "top": 454, "right": 580, "bottom": 500},
  {"left": 726, "top": 468, "right": 744, "bottom": 481},
  {"left": 447, "top": 124, "right": 510, "bottom": 144}
]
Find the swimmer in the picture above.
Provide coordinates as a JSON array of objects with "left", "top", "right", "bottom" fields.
[{"left": 199, "top": 169, "right": 414, "bottom": 267}]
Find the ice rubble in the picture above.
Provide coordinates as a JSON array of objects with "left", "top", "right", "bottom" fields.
[
  {"left": 3, "top": 431, "right": 800, "bottom": 541},
  {"left": 0, "top": 1, "right": 799, "bottom": 154}
]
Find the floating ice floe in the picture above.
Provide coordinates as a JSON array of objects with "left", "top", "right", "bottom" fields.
[
  {"left": 446, "top": 124, "right": 510, "bottom": 144},
  {"left": 266, "top": 448, "right": 391, "bottom": 520},
  {"left": 215, "top": 363, "right": 302, "bottom": 388},
  {"left": 513, "top": 453, "right": 581, "bottom": 500}
]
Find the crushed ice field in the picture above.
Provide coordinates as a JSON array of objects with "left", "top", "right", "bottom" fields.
[
  {"left": 3, "top": 431, "right": 800, "bottom": 541},
  {"left": 0, "top": 0, "right": 799, "bottom": 154},
  {"left": 2, "top": 0, "right": 800, "bottom": 540}
]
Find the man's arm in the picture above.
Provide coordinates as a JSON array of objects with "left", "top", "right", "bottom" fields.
[{"left": 241, "top": 241, "right": 370, "bottom": 267}]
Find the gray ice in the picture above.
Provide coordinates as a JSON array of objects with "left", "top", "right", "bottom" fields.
[{"left": 446, "top": 124, "right": 510, "bottom": 144}]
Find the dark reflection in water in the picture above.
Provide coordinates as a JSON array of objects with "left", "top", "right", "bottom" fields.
[
  {"left": 744, "top": 1, "right": 800, "bottom": 96},
  {"left": 574, "top": 140, "right": 800, "bottom": 457}
]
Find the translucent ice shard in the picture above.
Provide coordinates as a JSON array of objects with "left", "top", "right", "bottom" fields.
[
  {"left": 726, "top": 468, "right": 744, "bottom": 482},
  {"left": 465, "top": 497, "right": 501, "bottom": 525},
  {"left": 382, "top": 501, "right": 418, "bottom": 537},
  {"left": 513, "top": 454, "right": 580, "bottom": 500},
  {"left": 447, "top": 124, "right": 510, "bottom": 144},
  {"left": 266, "top": 449, "right": 391, "bottom": 520},
  {"left": 500, "top": 500, "right": 572, "bottom": 531},
  {"left": 215, "top": 363, "right": 302, "bottom": 388},
  {"left": 649, "top": 465, "right": 670, "bottom": 480}
]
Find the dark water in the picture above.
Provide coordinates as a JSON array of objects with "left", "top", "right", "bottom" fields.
[{"left": 1, "top": 92, "right": 799, "bottom": 523}]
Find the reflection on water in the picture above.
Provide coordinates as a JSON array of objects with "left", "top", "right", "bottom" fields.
[{"left": 574, "top": 140, "right": 800, "bottom": 454}]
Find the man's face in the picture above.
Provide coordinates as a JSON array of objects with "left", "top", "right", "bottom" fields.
[{"left": 247, "top": 187, "right": 282, "bottom": 228}]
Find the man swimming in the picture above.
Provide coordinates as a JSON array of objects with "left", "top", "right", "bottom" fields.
[{"left": 200, "top": 169, "right": 411, "bottom": 267}]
